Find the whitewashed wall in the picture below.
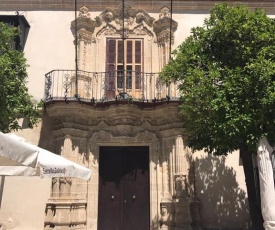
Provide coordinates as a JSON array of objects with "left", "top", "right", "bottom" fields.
[{"left": 0, "top": 10, "right": 210, "bottom": 101}]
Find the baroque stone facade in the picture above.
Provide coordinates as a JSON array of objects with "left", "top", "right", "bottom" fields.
[
  {"left": 44, "top": 4, "right": 195, "bottom": 230},
  {"left": 44, "top": 100, "right": 199, "bottom": 230}
]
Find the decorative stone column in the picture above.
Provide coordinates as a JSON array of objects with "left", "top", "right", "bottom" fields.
[
  {"left": 153, "top": 7, "right": 177, "bottom": 65},
  {"left": 172, "top": 136, "right": 192, "bottom": 230},
  {"left": 59, "top": 177, "right": 72, "bottom": 197},
  {"left": 153, "top": 7, "right": 178, "bottom": 98},
  {"left": 162, "top": 140, "right": 173, "bottom": 200},
  {"left": 45, "top": 135, "right": 89, "bottom": 230}
]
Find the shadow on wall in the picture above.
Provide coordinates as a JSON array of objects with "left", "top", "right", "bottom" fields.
[{"left": 193, "top": 154, "right": 251, "bottom": 230}]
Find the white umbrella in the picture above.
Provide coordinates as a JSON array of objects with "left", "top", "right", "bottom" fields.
[
  {"left": 257, "top": 137, "right": 275, "bottom": 230},
  {"left": 0, "top": 132, "right": 92, "bottom": 229},
  {"left": 0, "top": 132, "right": 92, "bottom": 180}
]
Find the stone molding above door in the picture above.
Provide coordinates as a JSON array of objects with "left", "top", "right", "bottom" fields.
[
  {"left": 71, "top": 3, "right": 178, "bottom": 73},
  {"left": 71, "top": 3, "right": 177, "bottom": 44}
]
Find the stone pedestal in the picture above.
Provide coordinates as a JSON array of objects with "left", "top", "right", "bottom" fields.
[
  {"left": 160, "top": 202, "right": 175, "bottom": 230},
  {"left": 174, "top": 174, "right": 192, "bottom": 230},
  {"left": 44, "top": 199, "right": 87, "bottom": 230}
]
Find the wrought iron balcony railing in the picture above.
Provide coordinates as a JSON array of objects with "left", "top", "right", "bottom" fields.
[{"left": 44, "top": 70, "right": 180, "bottom": 104}]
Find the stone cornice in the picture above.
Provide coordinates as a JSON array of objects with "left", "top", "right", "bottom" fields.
[
  {"left": 2, "top": 1, "right": 275, "bottom": 12},
  {"left": 45, "top": 101, "right": 183, "bottom": 138}
]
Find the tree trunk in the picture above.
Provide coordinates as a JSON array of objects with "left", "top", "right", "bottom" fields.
[{"left": 239, "top": 144, "right": 264, "bottom": 230}]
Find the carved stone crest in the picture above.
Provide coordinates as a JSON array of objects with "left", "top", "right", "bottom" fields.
[{"left": 71, "top": 3, "right": 177, "bottom": 45}]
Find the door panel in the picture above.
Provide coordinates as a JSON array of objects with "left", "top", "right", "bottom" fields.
[
  {"left": 98, "top": 147, "right": 149, "bottom": 230},
  {"left": 98, "top": 149, "right": 124, "bottom": 230},
  {"left": 123, "top": 169, "right": 149, "bottom": 230}
]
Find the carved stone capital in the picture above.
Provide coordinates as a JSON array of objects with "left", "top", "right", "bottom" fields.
[
  {"left": 77, "top": 30, "right": 93, "bottom": 44},
  {"left": 153, "top": 7, "right": 178, "bottom": 45},
  {"left": 79, "top": 6, "right": 90, "bottom": 18}
]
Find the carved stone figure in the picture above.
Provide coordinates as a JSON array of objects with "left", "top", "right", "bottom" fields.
[{"left": 160, "top": 202, "right": 174, "bottom": 230}]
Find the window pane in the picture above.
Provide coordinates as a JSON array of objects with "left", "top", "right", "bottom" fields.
[
  {"left": 127, "top": 41, "right": 132, "bottom": 64},
  {"left": 107, "top": 39, "right": 116, "bottom": 64},
  {"left": 117, "top": 65, "right": 123, "bottom": 88},
  {"left": 135, "top": 65, "right": 141, "bottom": 89},
  {"left": 135, "top": 41, "right": 141, "bottom": 64},
  {"left": 126, "top": 66, "right": 132, "bottom": 89},
  {"left": 106, "top": 39, "right": 116, "bottom": 93},
  {"left": 106, "top": 38, "right": 143, "bottom": 94},
  {"left": 118, "top": 40, "right": 124, "bottom": 63}
]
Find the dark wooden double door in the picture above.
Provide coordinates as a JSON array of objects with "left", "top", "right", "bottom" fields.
[{"left": 98, "top": 146, "right": 150, "bottom": 230}]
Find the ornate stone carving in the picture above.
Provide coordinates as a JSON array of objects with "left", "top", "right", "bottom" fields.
[
  {"left": 104, "top": 117, "right": 143, "bottom": 126},
  {"left": 153, "top": 7, "right": 178, "bottom": 45},
  {"left": 79, "top": 6, "right": 90, "bottom": 18},
  {"left": 160, "top": 202, "right": 174, "bottom": 230},
  {"left": 159, "top": 7, "right": 171, "bottom": 19},
  {"left": 90, "top": 130, "right": 112, "bottom": 142},
  {"left": 78, "top": 30, "right": 93, "bottom": 44},
  {"left": 137, "top": 131, "right": 157, "bottom": 142},
  {"left": 175, "top": 174, "right": 187, "bottom": 197},
  {"left": 141, "top": 116, "right": 158, "bottom": 126},
  {"left": 51, "top": 177, "right": 59, "bottom": 197},
  {"left": 59, "top": 177, "right": 72, "bottom": 197},
  {"left": 72, "top": 3, "right": 158, "bottom": 41},
  {"left": 45, "top": 202, "right": 87, "bottom": 229},
  {"left": 71, "top": 7, "right": 98, "bottom": 34}
]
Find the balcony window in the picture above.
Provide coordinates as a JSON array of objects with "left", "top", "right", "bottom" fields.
[{"left": 106, "top": 38, "right": 143, "bottom": 98}]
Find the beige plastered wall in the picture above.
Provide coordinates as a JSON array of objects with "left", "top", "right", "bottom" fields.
[
  {"left": 192, "top": 150, "right": 251, "bottom": 229},
  {"left": 0, "top": 176, "right": 51, "bottom": 230},
  {"left": 0, "top": 10, "right": 210, "bottom": 101},
  {"left": 0, "top": 120, "right": 52, "bottom": 230}
]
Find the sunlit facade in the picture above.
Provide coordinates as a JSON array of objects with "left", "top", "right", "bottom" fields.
[{"left": 1, "top": 1, "right": 274, "bottom": 230}]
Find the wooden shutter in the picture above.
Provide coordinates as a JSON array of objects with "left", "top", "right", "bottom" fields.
[
  {"left": 127, "top": 40, "right": 132, "bottom": 64},
  {"left": 135, "top": 41, "right": 142, "bottom": 89},
  {"left": 106, "top": 38, "right": 143, "bottom": 94},
  {"left": 135, "top": 40, "right": 141, "bottom": 64},
  {"left": 106, "top": 39, "right": 116, "bottom": 97},
  {"left": 117, "top": 40, "right": 124, "bottom": 64}
]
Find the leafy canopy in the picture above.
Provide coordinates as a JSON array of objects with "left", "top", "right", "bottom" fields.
[
  {"left": 0, "top": 22, "right": 42, "bottom": 132},
  {"left": 160, "top": 4, "right": 275, "bottom": 155}
]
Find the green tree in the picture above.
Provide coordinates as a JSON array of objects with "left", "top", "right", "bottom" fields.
[
  {"left": 0, "top": 22, "right": 42, "bottom": 132},
  {"left": 161, "top": 4, "right": 275, "bottom": 230}
]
